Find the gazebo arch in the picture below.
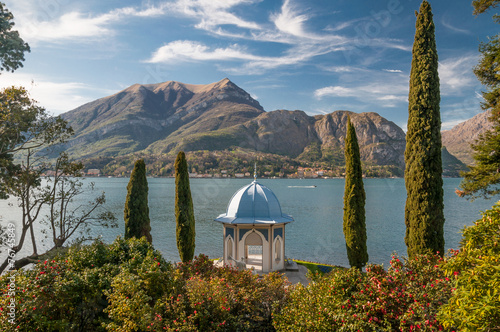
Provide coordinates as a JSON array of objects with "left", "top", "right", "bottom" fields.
[
  {"left": 225, "top": 235, "right": 234, "bottom": 261},
  {"left": 242, "top": 229, "right": 265, "bottom": 271},
  {"left": 273, "top": 236, "right": 283, "bottom": 262}
]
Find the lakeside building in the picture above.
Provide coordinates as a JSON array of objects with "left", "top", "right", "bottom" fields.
[
  {"left": 214, "top": 173, "right": 294, "bottom": 273},
  {"left": 87, "top": 169, "right": 101, "bottom": 176}
]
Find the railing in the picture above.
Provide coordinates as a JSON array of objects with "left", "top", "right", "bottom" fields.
[{"left": 247, "top": 245, "right": 263, "bottom": 255}]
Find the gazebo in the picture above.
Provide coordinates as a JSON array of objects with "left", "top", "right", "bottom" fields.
[{"left": 214, "top": 174, "right": 294, "bottom": 273}]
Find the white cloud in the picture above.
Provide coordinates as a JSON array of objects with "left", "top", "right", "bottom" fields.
[
  {"left": 140, "top": 0, "right": 411, "bottom": 75},
  {"left": 439, "top": 55, "right": 478, "bottom": 94},
  {"left": 377, "top": 95, "right": 406, "bottom": 102},
  {"left": 314, "top": 86, "right": 356, "bottom": 98},
  {"left": 441, "top": 118, "right": 469, "bottom": 131},
  {"left": 383, "top": 69, "right": 402, "bottom": 73},
  {"left": 20, "top": 12, "right": 113, "bottom": 42},
  {"left": 314, "top": 70, "right": 409, "bottom": 108},
  {"left": 147, "top": 40, "right": 346, "bottom": 74},
  {"left": 271, "top": 0, "right": 310, "bottom": 38},
  {"left": 0, "top": 72, "right": 114, "bottom": 115},
  {"left": 9, "top": 1, "right": 169, "bottom": 43},
  {"left": 441, "top": 18, "right": 472, "bottom": 35},
  {"left": 169, "top": 0, "right": 262, "bottom": 32},
  {"left": 146, "top": 40, "right": 262, "bottom": 63}
]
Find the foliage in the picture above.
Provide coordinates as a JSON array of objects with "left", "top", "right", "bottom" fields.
[
  {"left": 39, "top": 153, "right": 117, "bottom": 248},
  {"left": 274, "top": 254, "right": 453, "bottom": 332},
  {"left": 343, "top": 117, "right": 368, "bottom": 269},
  {"left": 124, "top": 159, "right": 152, "bottom": 243},
  {"left": 460, "top": 123, "right": 500, "bottom": 198},
  {"left": 438, "top": 202, "right": 500, "bottom": 331},
  {"left": 459, "top": 1, "right": 500, "bottom": 199},
  {"left": 0, "top": 237, "right": 171, "bottom": 332},
  {"left": 473, "top": 0, "right": 500, "bottom": 16},
  {"left": 149, "top": 254, "right": 290, "bottom": 331},
  {"left": 175, "top": 151, "right": 196, "bottom": 262},
  {"left": 0, "top": 3, "right": 30, "bottom": 73},
  {"left": 0, "top": 86, "right": 72, "bottom": 199},
  {"left": 0, "top": 87, "right": 115, "bottom": 274},
  {"left": 0, "top": 243, "right": 289, "bottom": 332},
  {"left": 404, "top": 0, "right": 444, "bottom": 259}
]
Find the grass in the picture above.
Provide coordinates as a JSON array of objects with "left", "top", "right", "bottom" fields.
[{"left": 292, "top": 259, "right": 343, "bottom": 275}]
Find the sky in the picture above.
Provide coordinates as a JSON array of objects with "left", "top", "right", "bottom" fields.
[{"left": 0, "top": 0, "right": 498, "bottom": 131}]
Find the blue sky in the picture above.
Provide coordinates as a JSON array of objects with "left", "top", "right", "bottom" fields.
[{"left": 1, "top": 0, "right": 498, "bottom": 130}]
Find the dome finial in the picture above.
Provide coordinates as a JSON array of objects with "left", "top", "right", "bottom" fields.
[{"left": 254, "top": 162, "right": 257, "bottom": 182}]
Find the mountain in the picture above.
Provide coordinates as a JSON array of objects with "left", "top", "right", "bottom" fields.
[
  {"left": 441, "top": 110, "right": 493, "bottom": 165},
  {"left": 441, "top": 147, "right": 469, "bottom": 177},
  {"left": 62, "top": 78, "right": 264, "bottom": 158},
  {"left": 59, "top": 78, "right": 463, "bottom": 176}
]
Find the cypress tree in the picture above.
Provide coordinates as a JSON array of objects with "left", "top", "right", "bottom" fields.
[
  {"left": 124, "top": 159, "right": 152, "bottom": 243},
  {"left": 405, "top": 1, "right": 444, "bottom": 259},
  {"left": 175, "top": 151, "right": 196, "bottom": 262},
  {"left": 343, "top": 116, "right": 368, "bottom": 269}
]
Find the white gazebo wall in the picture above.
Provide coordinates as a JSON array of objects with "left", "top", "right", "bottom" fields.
[
  {"left": 223, "top": 224, "right": 286, "bottom": 273},
  {"left": 223, "top": 226, "right": 237, "bottom": 268}
]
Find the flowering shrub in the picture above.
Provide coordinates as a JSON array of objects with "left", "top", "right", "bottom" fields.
[
  {"left": 274, "top": 254, "right": 453, "bottom": 331},
  {"left": 1, "top": 236, "right": 472, "bottom": 331},
  {"left": 145, "top": 254, "right": 290, "bottom": 331},
  {"left": 0, "top": 236, "right": 171, "bottom": 331},
  {"left": 438, "top": 202, "right": 500, "bottom": 331}
]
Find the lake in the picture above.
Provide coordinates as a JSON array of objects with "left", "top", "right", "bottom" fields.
[{"left": 0, "top": 177, "right": 497, "bottom": 268}]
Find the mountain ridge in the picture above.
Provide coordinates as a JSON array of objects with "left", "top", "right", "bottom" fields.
[
  {"left": 441, "top": 110, "right": 493, "bottom": 165},
  {"left": 59, "top": 78, "right": 467, "bottom": 177}
]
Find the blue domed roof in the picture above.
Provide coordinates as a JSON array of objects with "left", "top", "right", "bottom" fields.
[{"left": 215, "top": 181, "right": 294, "bottom": 225}]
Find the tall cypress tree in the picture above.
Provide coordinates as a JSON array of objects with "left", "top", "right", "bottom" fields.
[
  {"left": 175, "top": 151, "right": 196, "bottom": 262},
  {"left": 405, "top": 1, "right": 444, "bottom": 259},
  {"left": 124, "top": 159, "right": 152, "bottom": 243},
  {"left": 343, "top": 116, "right": 368, "bottom": 270}
]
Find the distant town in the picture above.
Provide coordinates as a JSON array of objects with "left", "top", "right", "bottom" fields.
[{"left": 41, "top": 165, "right": 400, "bottom": 179}]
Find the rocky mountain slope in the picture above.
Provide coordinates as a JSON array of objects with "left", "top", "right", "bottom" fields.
[
  {"left": 441, "top": 110, "right": 493, "bottom": 165},
  {"left": 60, "top": 79, "right": 406, "bottom": 169},
  {"left": 58, "top": 78, "right": 466, "bottom": 176},
  {"left": 62, "top": 78, "right": 264, "bottom": 158}
]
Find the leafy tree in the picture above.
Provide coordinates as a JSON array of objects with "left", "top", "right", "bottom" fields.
[
  {"left": 0, "top": 87, "right": 116, "bottom": 274},
  {"left": 404, "top": 1, "right": 444, "bottom": 259},
  {"left": 343, "top": 116, "right": 368, "bottom": 269},
  {"left": 438, "top": 202, "right": 500, "bottom": 330},
  {"left": 459, "top": 1, "right": 500, "bottom": 199},
  {"left": 472, "top": 0, "right": 500, "bottom": 15},
  {"left": 0, "top": 87, "right": 70, "bottom": 199},
  {"left": 175, "top": 151, "right": 196, "bottom": 262},
  {"left": 0, "top": 2, "right": 30, "bottom": 73},
  {"left": 124, "top": 159, "right": 152, "bottom": 243}
]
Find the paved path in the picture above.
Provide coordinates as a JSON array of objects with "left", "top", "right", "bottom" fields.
[{"left": 282, "top": 264, "right": 309, "bottom": 286}]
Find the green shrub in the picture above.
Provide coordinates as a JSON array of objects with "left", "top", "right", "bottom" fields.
[
  {"left": 438, "top": 202, "right": 500, "bottom": 331},
  {"left": 149, "top": 254, "right": 290, "bottom": 331},
  {"left": 0, "top": 237, "right": 171, "bottom": 332},
  {"left": 274, "top": 254, "right": 453, "bottom": 331}
]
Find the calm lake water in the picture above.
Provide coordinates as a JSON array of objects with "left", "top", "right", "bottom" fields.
[{"left": 1, "top": 177, "right": 497, "bottom": 268}]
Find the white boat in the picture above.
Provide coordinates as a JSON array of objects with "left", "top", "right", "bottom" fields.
[{"left": 287, "top": 185, "right": 317, "bottom": 188}]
